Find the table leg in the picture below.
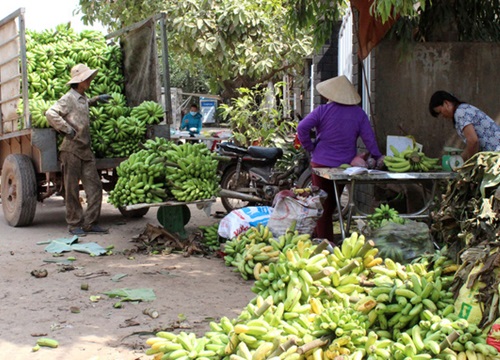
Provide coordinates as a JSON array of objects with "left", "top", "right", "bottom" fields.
[
  {"left": 344, "top": 180, "right": 356, "bottom": 237},
  {"left": 156, "top": 204, "right": 191, "bottom": 238},
  {"left": 333, "top": 180, "right": 346, "bottom": 240}
]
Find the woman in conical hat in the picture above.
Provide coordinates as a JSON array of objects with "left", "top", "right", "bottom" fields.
[{"left": 297, "top": 75, "right": 382, "bottom": 244}]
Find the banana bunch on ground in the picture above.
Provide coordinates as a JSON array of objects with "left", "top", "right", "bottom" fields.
[
  {"left": 224, "top": 222, "right": 322, "bottom": 281},
  {"left": 384, "top": 145, "right": 441, "bottom": 172},
  {"left": 365, "top": 257, "right": 456, "bottom": 333},
  {"left": 224, "top": 225, "right": 278, "bottom": 280},
  {"left": 251, "top": 231, "right": 382, "bottom": 305},
  {"left": 130, "top": 100, "right": 165, "bottom": 126},
  {"left": 199, "top": 223, "right": 221, "bottom": 252},
  {"left": 108, "top": 149, "right": 168, "bottom": 206},
  {"left": 367, "top": 203, "right": 405, "bottom": 229},
  {"left": 145, "top": 329, "right": 228, "bottom": 359},
  {"left": 165, "top": 142, "right": 220, "bottom": 202},
  {"left": 391, "top": 318, "right": 499, "bottom": 360},
  {"left": 144, "top": 228, "right": 498, "bottom": 360}
]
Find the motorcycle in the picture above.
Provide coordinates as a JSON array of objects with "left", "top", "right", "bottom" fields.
[
  {"left": 216, "top": 142, "right": 308, "bottom": 212},
  {"left": 217, "top": 142, "right": 350, "bottom": 217}
]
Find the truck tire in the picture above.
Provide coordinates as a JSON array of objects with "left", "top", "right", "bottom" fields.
[
  {"left": 296, "top": 168, "right": 350, "bottom": 221},
  {"left": 1, "top": 154, "right": 38, "bottom": 227},
  {"left": 118, "top": 206, "right": 149, "bottom": 218}
]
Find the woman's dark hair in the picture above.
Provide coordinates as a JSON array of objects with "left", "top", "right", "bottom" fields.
[
  {"left": 428, "top": 91, "right": 463, "bottom": 117},
  {"left": 70, "top": 83, "right": 79, "bottom": 89}
]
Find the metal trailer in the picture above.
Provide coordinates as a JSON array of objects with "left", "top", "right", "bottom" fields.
[{"left": 0, "top": 9, "right": 172, "bottom": 227}]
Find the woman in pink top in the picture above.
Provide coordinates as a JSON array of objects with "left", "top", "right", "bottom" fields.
[{"left": 297, "top": 75, "right": 382, "bottom": 243}]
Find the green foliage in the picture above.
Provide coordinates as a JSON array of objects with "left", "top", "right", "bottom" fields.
[
  {"left": 286, "top": 0, "right": 500, "bottom": 47},
  {"left": 219, "top": 83, "right": 297, "bottom": 147},
  {"left": 169, "top": 53, "right": 210, "bottom": 94},
  {"left": 77, "top": 0, "right": 314, "bottom": 100}
]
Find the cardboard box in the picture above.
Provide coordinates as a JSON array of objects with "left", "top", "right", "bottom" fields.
[{"left": 386, "top": 136, "right": 423, "bottom": 156}]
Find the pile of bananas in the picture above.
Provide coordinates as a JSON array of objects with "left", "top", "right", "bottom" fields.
[
  {"left": 109, "top": 139, "right": 220, "bottom": 207},
  {"left": 224, "top": 224, "right": 280, "bottom": 280},
  {"left": 21, "top": 25, "right": 124, "bottom": 125},
  {"left": 165, "top": 142, "right": 220, "bottom": 202},
  {"left": 145, "top": 226, "right": 498, "bottom": 360},
  {"left": 21, "top": 24, "right": 166, "bottom": 159},
  {"left": 367, "top": 203, "right": 405, "bottom": 229},
  {"left": 252, "top": 232, "right": 383, "bottom": 305},
  {"left": 147, "top": 229, "right": 498, "bottom": 360},
  {"left": 199, "top": 223, "right": 221, "bottom": 252},
  {"left": 384, "top": 145, "right": 441, "bottom": 172},
  {"left": 90, "top": 98, "right": 165, "bottom": 158}
]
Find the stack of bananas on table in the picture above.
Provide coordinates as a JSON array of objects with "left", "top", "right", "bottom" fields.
[
  {"left": 20, "top": 24, "right": 165, "bottom": 159},
  {"left": 367, "top": 203, "right": 405, "bottom": 229},
  {"left": 145, "top": 227, "right": 499, "bottom": 360},
  {"left": 108, "top": 149, "right": 169, "bottom": 206},
  {"left": 165, "top": 142, "right": 220, "bottom": 202},
  {"left": 384, "top": 145, "right": 441, "bottom": 172},
  {"left": 199, "top": 223, "right": 221, "bottom": 252},
  {"left": 108, "top": 138, "right": 220, "bottom": 207}
]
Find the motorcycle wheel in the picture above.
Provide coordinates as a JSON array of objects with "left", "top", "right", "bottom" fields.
[
  {"left": 220, "top": 165, "right": 254, "bottom": 212},
  {"left": 296, "top": 168, "right": 350, "bottom": 221}
]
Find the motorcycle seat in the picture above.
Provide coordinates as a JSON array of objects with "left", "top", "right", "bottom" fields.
[
  {"left": 248, "top": 146, "right": 283, "bottom": 161},
  {"left": 219, "top": 142, "right": 248, "bottom": 155}
]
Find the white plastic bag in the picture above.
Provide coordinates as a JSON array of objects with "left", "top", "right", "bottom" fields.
[
  {"left": 267, "top": 189, "right": 327, "bottom": 237},
  {"left": 218, "top": 206, "right": 273, "bottom": 240}
]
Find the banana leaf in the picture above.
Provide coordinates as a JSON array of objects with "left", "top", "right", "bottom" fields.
[{"left": 103, "top": 288, "right": 156, "bottom": 302}]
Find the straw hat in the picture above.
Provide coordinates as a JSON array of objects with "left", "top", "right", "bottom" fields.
[
  {"left": 316, "top": 75, "right": 361, "bottom": 105},
  {"left": 66, "top": 64, "right": 98, "bottom": 85}
]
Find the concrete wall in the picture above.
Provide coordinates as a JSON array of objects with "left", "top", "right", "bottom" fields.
[{"left": 373, "top": 41, "right": 500, "bottom": 157}]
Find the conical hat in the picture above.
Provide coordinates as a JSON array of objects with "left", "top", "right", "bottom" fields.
[
  {"left": 66, "top": 64, "right": 98, "bottom": 85},
  {"left": 316, "top": 75, "right": 361, "bottom": 105}
]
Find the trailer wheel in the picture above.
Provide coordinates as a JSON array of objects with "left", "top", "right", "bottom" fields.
[
  {"left": 118, "top": 206, "right": 149, "bottom": 218},
  {"left": 1, "top": 154, "right": 38, "bottom": 227}
]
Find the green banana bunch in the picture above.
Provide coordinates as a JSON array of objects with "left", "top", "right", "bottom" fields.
[
  {"left": 129, "top": 100, "right": 165, "bottom": 126},
  {"left": 108, "top": 148, "right": 169, "bottom": 207},
  {"left": 165, "top": 142, "right": 220, "bottom": 202},
  {"left": 384, "top": 144, "right": 442, "bottom": 172},
  {"left": 199, "top": 223, "right": 221, "bottom": 251},
  {"left": 17, "top": 98, "right": 55, "bottom": 129},
  {"left": 224, "top": 224, "right": 277, "bottom": 280},
  {"left": 109, "top": 139, "right": 220, "bottom": 207},
  {"left": 367, "top": 203, "right": 405, "bottom": 230}
]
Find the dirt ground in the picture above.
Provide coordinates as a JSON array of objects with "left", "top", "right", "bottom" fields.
[{"left": 0, "top": 195, "right": 254, "bottom": 359}]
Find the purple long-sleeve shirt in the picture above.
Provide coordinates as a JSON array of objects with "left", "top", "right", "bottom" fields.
[{"left": 297, "top": 102, "right": 382, "bottom": 167}]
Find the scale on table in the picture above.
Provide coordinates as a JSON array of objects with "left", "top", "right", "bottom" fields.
[{"left": 442, "top": 147, "right": 464, "bottom": 171}]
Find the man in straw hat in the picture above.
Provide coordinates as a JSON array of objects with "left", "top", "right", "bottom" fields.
[
  {"left": 297, "top": 75, "right": 382, "bottom": 244},
  {"left": 46, "top": 64, "right": 112, "bottom": 236}
]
